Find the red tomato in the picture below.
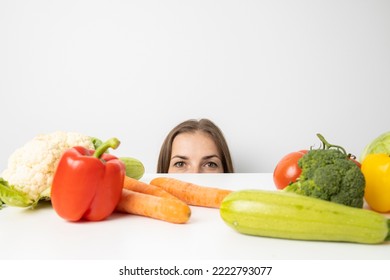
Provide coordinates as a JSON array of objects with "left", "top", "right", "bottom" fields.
[
  {"left": 273, "top": 150, "right": 308, "bottom": 190},
  {"left": 348, "top": 154, "right": 361, "bottom": 168}
]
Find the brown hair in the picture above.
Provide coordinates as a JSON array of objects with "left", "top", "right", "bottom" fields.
[{"left": 157, "top": 118, "right": 234, "bottom": 173}]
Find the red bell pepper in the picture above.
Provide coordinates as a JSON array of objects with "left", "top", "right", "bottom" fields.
[{"left": 51, "top": 138, "right": 125, "bottom": 221}]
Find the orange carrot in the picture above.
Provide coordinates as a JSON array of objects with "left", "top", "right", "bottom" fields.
[
  {"left": 123, "top": 176, "right": 177, "bottom": 199},
  {"left": 116, "top": 189, "right": 191, "bottom": 224},
  {"left": 150, "top": 177, "right": 233, "bottom": 208}
]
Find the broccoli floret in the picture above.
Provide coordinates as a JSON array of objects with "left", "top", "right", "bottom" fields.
[{"left": 285, "top": 140, "right": 365, "bottom": 208}]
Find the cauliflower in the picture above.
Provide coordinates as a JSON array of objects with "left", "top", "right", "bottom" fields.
[{"left": 0, "top": 131, "right": 98, "bottom": 208}]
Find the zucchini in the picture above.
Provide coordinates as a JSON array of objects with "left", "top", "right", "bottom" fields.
[
  {"left": 220, "top": 189, "right": 390, "bottom": 244},
  {"left": 119, "top": 157, "right": 145, "bottom": 180},
  {"left": 92, "top": 137, "right": 145, "bottom": 180}
]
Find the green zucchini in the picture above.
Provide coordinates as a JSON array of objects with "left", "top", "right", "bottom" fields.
[
  {"left": 91, "top": 138, "right": 145, "bottom": 180},
  {"left": 119, "top": 157, "right": 145, "bottom": 180},
  {"left": 220, "top": 189, "right": 390, "bottom": 244}
]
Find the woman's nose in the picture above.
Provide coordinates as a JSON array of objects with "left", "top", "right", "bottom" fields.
[{"left": 187, "top": 165, "right": 201, "bottom": 173}]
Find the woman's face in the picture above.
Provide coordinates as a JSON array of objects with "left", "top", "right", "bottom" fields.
[{"left": 168, "top": 131, "right": 224, "bottom": 173}]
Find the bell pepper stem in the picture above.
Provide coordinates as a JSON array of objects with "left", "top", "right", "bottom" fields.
[{"left": 93, "top": 137, "right": 120, "bottom": 158}]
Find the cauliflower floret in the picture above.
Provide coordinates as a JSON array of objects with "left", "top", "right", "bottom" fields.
[{"left": 1, "top": 131, "right": 95, "bottom": 204}]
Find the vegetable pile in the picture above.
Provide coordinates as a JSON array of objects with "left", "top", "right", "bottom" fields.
[
  {"left": 0, "top": 131, "right": 99, "bottom": 207},
  {"left": 1, "top": 129, "right": 390, "bottom": 245},
  {"left": 0, "top": 132, "right": 229, "bottom": 223},
  {"left": 274, "top": 134, "right": 365, "bottom": 208},
  {"left": 0, "top": 131, "right": 145, "bottom": 215},
  {"left": 219, "top": 131, "right": 390, "bottom": 244}
]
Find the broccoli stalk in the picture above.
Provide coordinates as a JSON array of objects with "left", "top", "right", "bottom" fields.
[{"left": 284, "top": 134, "right": 365, "bottom": 208}]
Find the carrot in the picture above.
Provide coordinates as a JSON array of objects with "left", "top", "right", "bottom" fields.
[
  {"left": 150, "top": 177, "right": 233, "bottom": 208},
  {"left": 123, "top": 176, "right": 178, "bottom": 200},
  {"left": 116, "top": 189, "right": 191, "bottom": 224}
]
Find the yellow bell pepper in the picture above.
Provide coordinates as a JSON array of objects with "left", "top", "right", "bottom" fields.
[{"left": 361, "top": 153, "right": 390, "bottom": 213}]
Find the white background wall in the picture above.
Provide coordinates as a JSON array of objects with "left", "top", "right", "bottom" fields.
[{"left": 1, "top": 0, "right": 389, "bottom": 173}]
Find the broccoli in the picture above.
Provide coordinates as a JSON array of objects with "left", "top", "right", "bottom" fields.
[{"left": 284, "top": 134, "right": 365, "bottom": 208}]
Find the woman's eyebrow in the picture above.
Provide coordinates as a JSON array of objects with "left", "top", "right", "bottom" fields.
[
  {"left": 171, "top": 155, "right": 189, "bottom": 160},
  {"left": 202, "top": 155, "right": 221, "bottom": 160}
]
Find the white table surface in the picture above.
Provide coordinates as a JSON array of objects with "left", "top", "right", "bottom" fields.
[{"left": 1, "top": 173, "right": 389, "bottom": 260}]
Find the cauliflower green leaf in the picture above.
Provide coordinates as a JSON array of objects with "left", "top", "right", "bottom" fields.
[{"left": 0, "top": 178, "right": 35, "bottom": 207}]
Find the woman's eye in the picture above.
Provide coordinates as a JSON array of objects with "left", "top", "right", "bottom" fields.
[
  {"left": 205, "top": 162, "right": 218, "bottom": 168},
  {"left": 173, "top": 161, "right": 185, "bottom": 168}
]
